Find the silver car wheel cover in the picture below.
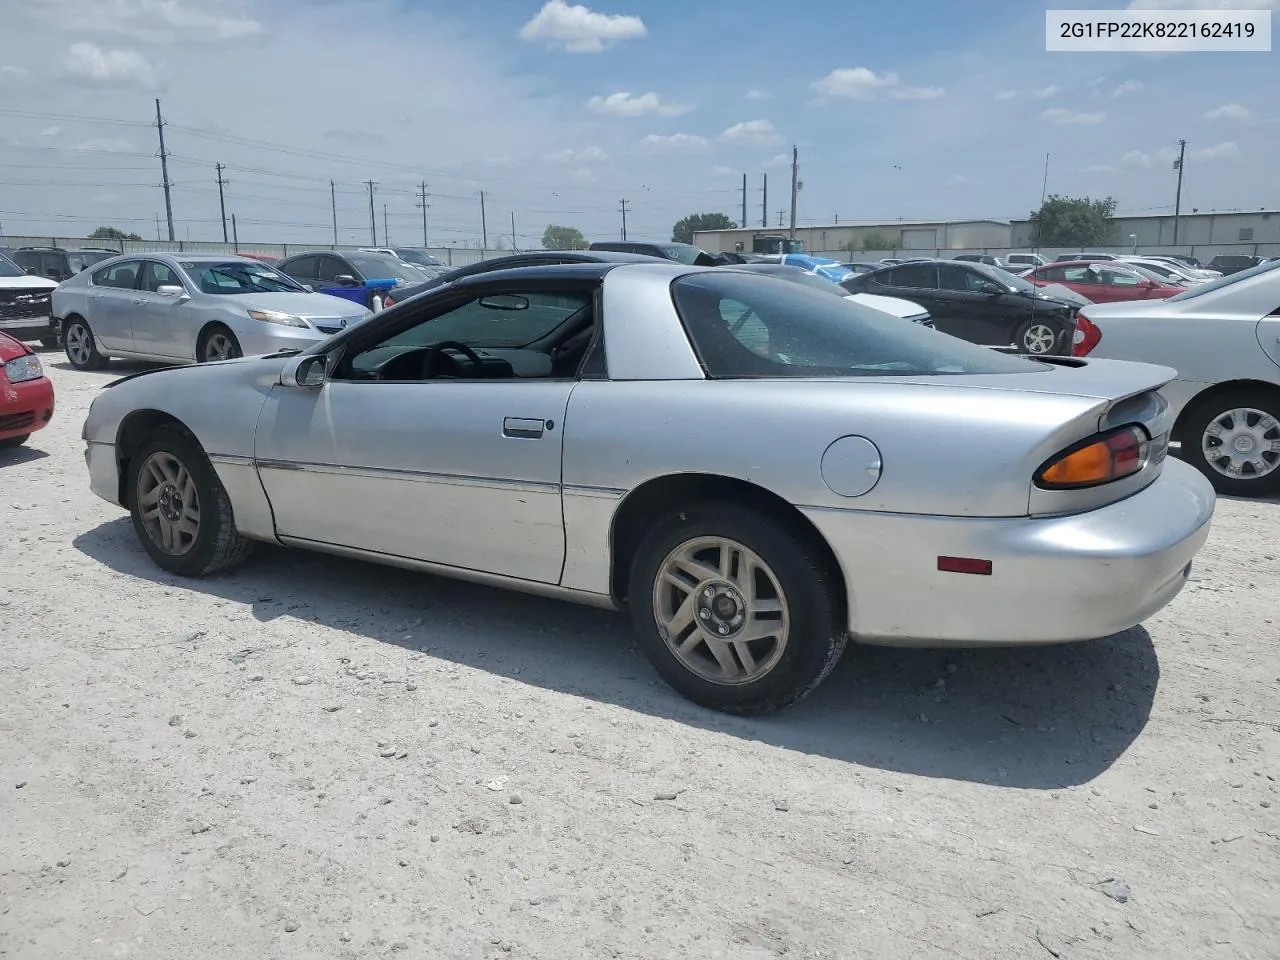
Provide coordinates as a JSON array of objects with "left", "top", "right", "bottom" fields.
[
  {"left": 1200, "top": 406, "right": 1280, "bottom": 481},
  {"left": 136, "top": 452, "right": 201, "bottom": 555},
  {"left": 1022, "top": 323, "right": 1056, "bottom": 355},
  {"left": 66, "top": 323, "right": 90, "bottom": 365},
  {"left": 204, "top": 333, "right": 236, "bottom": 361},
  {"left": 651, "top": 535, "right": 790, "bottom": 686}
]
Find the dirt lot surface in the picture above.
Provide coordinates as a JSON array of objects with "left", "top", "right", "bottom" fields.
[{"left": 2, "top": 355, "right": 1277, "bottom": 960}]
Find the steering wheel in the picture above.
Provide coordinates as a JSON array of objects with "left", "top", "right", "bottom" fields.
[{"left": 420, "top": 340, "right": 484, "bottom": 379}]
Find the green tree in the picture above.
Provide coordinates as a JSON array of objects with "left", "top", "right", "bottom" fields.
[
  {"left": 672, "top": 212, "right": 737, "bottom": 244},
  {"left": 542, "top": 224, "right": 587, "bottom": 250},
  {"left": 859, "top": 230, "right": 894, "bottom": 252},
  {"left": 88, "top": 225, "right": 142, "bottom": 241},
  {"left": 1027, "top": 195, "right": 1117, "bottom": 247}
]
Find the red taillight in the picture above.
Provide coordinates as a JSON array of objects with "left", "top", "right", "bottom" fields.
[
  {"left": 1035, "top": 425, "right": 1149, "bottom": 489},
  {"left": 1071, "top": 312, "right": 1101, "bottom": 357},
  {"left": 382, "top": 294, "right": 396, "bottom": 308}
]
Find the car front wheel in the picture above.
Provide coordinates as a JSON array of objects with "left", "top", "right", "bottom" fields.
[
  {"left": 198, "top": 325, "right": 242, "bottom": 362},
  {"left": 628, "top": 503, "right": 847, "bottom": 715},
  {"left": 128, "top": 428, "right": 254, "bottom": 576},
  {"left": 1015, "top": 318, "right": 1062, "bottom": 355},
  {"left": 1181, "top": 389, "right": 1280, "bottom": 497}
]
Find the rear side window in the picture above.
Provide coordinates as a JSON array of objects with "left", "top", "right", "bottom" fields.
[
  {"left": 887, "top": 264, "right": 938, "bottom": 288},
  {"left": 280, "top": 256, "right": 317, "bottom": 279},
  {"left": 92, "top": 261, "right": 141, "bottom": 289},
  {"left": 670, "top": 272, "right": 1038, "bottom": 379}
]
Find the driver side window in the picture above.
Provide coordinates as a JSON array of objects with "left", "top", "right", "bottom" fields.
[{"left": 340, "top": 287, "right": 596, "bottom": 382}]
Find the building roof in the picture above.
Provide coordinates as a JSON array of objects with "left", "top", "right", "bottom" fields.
[{"left": 694, "top": 218, "right": 1011, "bottom": 233}]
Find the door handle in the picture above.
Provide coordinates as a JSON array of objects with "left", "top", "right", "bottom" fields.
[{"left": 502, "top": 417, "right": 545, "bottom": 439}]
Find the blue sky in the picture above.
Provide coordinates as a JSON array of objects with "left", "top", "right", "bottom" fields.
[{"left": 0, "top": 0, "right": 1276, "bottom": 246}]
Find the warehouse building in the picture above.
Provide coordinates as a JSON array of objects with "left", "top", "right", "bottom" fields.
[
  {"left": 692, "top": 219, "right": 1013, "bottom": 256},
  {"left": 1010, "top": 209, "right": 1280, "bottom": 250}
]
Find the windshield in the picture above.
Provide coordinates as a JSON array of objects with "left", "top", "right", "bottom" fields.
[
  {"left": 183, "top": 260, "right": 306, "bottom": 294},
  {"left": 0, "top": 254, "right": 23, "bottom": 278},
  {"left": 671, "top": 272, "right": 1038, "bottom": 378},
  {"left": 972, "top": 262, "right": 1036, "bottom": 293},
  {"left": 347, "top": 253, "right": 427, "bottom": 283},
  {"left": 393, "top": 248, "right": 443, "bottom": 268},
  {"left": 1166, "top": 257, "right": 1280, "bottom": 302},
  {"left": 660, "top": 244, "right": 709, "bottom": 265}
]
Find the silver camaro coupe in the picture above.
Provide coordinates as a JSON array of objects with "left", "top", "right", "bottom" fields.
[{"left": 82, "top": 261, "right": 1215, "bottom": 714}]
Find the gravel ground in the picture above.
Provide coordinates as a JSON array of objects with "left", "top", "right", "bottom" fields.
[{"left": 2, "top": 354, "right": 1277, "bottom": 960}]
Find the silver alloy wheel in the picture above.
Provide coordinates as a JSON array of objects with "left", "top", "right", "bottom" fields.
[
  {"left": 1021, "top": 323, "right": 1057, "bottom": 355},
  {"left": 136, "top": 452, "right": 201, "bottom": 555},
  {"left": 651, "top": 535, "right": 790, "bottom": 686},
  {"left": 1200, "top": 406, "right": 1280, "bottom": 481},
  {"left": 204, "top": 332, "right": 238, "bottom": 361},
  {"left": 65, "top": 323, "right": 91, "bottom": 366}
]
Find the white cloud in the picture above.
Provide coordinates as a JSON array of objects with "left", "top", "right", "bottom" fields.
[
  {"left": 947, "top": 174, "right": 968, "bottom": 185},
  {"left": 0, "top": 64, "right": 31, "bottom": 80},
  {"left": 545, "top": 145, "right": 608, "bottom": 164},
  {"left": 1121, "top": 150, "right": 1152, "bottom": 167},
  {"left": 586, "top": 91, "right": 691, "bottom": 117},
  {"left": 63, "top": 42, "right": 161, "bottom": 89},
  {"left": 710, "top": 165, "right": 738, "bottom": 177},
  {"left": 745, "top": 89, "right": 772, "bottom": 100},
  {"left": 1111, "top": 79, "right": 1143, "bottom": 98},
  {"left": 993, "top": 90, "right": 1016, "bottom": 101},
  {"left": 1191, "top": 140, "right": 1240, "bottom": 162},
  {"left": 38, "top": 126, "right": 61, "bottom": 138},
  {"left": 90, "top": 192, "right": 123, "bottom": 204},
  {"left": 519, "top": 0, "right": 646, "bottom": 53},
  {"left": 762, "top": 153, "right": 790, "bottom": 168},
  {"left": 639, "top": 133, "right": 711, "bottom": 152},
  {"left": 1031, "top": 85, "right": 1061, "bottom": 99},
  {"left": 720, "top": 119, "right": 782, "bottom": 147},
  {"left": 69, "top": 138, "right": 138, "bottom": 153},
  {"left": 27, "top": 0, "right": 263, "bottom": 43},
  {"left": 1156, "top": 145, "right": 1181, "bottom": 163},
  {"left": 1041, "top": 108, "right": 1106, "bottom": 125},
  {"left": 1205, "top": 102, "right": 1252, "bottom": 122},
  {"left": 811, "top": 67, "right": 943, "bottom": 101},
  {"left": 1082, "top": 164, "right": 1116, "bottom": 173}
]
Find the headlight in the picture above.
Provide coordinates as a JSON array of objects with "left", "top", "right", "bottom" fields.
[
  {"left": 247, "top": 309, "right": 309, "bottom": 328},
  {"left": 4, "top": 354, "right": 43, "bottom": 383}
]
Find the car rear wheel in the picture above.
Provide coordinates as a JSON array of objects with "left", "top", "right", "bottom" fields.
[
  {"left": 128, "top": 427, "right": 254, "bottom": 576},
  {"left": 198, "top": 325, "right": 242, "bottom": 362},
  {"left": 1181, "top": 389, "right": 1280, "bottom": 497},
  {"left": 39, "top": 337, "right": 58, "bottom": 349},
  {"left": 1015, "top": 318, "right": 1061, "bottom": 355},
  {"left": 63, "top": 316, "right": 106, "bottom": 370},
  {"left": 628, "top": 502, "right": 847, "bottom": 715},
  {"left": 0, "top": 434, "right": 30, "bottom": 449}
]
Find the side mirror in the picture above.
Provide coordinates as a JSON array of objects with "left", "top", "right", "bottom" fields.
[
  {"left": 334, "top": 274, "right": 358, "bottom": 286},
  {"left": 303, "top": 284, "right": 314, "bottom": 293},
  {"left": 285, "top": 354, "right": 328, "bottom": 387},
  {"left": 979, "top": 281, "right": 1005, "bottom": 296},
  {"left": 25, "top": 267, "right": 39, "bottom": 275},
  {"left": 156, "top": 284, "right": 188, "bottom": 299}
]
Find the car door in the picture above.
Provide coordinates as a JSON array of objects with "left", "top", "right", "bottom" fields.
[
  {"left": 315, "top": 254, "right": 370, "bottom": 306},
  {"left": 1058, "top": 265, "right": 1109, "bottom": 302},
  {"left": 87, "top": 260, "right": 144, "bottom": 351},
  {"left": 278, "top": 255, "right": 319, "bottom": 287},
  {"left": 871, "top": 263, "right": 946, "bottom": 320},
  {"left": 253, "top": 280, "right": 598, "bottom": 583},
  {"left": 131, "top": 260, "right": 192, "bottom": 358}
]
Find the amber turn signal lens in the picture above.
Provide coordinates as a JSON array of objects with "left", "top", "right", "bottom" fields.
[{"left": 1036, "top": 426, "right": 1148, "bottom": 489}]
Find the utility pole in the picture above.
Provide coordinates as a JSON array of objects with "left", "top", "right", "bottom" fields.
[
  {"left": 330, "top": 180, "right": 338, "bottom": 247},
  {"left": 214, "top": 163, "right": 229, "bottom": 242},
  {"left": 231, "top": 213, "right": 238, "bottom": 250},
  {"left": 619, "top": 198, "right": 629, "bottom": 240},
  {"left": 510, "top": 211, "right": 517, "bottom": 252},
  {"left": 154, "top": 213, "right": 161, "bottom": 242},
  {"left": 153, "top": 98, "right": 175, "bottom": 242},
  {"left": 777, "top": 210, "right": 784, "bottom": 228},
  {"left": 762, "top": 173, "right": 767, "bottom": 227},
  {"left": 1172, "top": 138, "right": 1187, "bottom": 245},
  {"left": 788, "top": 145, "right": 799, "bottom": 241},
  {"left": 415, "top": 181, "right": 429, "bottom": 246},
  {"left": 383, "top": 203, "right": 389, "bottom": 246},
  {"left": 741, "top": 173, "right": 747, "bottom": 228},
  {"left": 479, "top": 190, "right": 488, "bottom": 251},
  {"left": 363, "top": 179, "right": 377, "bottom": 245}
]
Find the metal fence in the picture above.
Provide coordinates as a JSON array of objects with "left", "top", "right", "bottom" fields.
[{"left": 812, "top": 243, "right": 1280, "bottom": 262}]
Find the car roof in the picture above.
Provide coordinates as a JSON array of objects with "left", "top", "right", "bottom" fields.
[{"left": 444, "top": 261, "right": 636, "bottom": 289}]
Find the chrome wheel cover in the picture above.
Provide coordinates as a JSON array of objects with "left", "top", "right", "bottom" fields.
[
  {"left": 204, "top": 333, "right": 237, "bottom": 361},
  {"left": 1201, "top": 406, "right": 1280, "bottom": 481},
  {"left": 651, "top": 536, "right": 790, "bottom": 686},
  {"left": 1022, "top": 323, "right": 1057, "bottom": 355},
  {"left": 66, "top": 323, "right": 91, "bottom": 365},
  {"left": 136, "top": 452, "right": 201, "bottom": 555}
]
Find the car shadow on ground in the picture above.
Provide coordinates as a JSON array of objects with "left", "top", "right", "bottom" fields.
[
  {"left": 0, "top": 445, "right": 50, "bottom": 466},
  {"left": 73, "top": 519, "right": 1159, "bottom": 790}
]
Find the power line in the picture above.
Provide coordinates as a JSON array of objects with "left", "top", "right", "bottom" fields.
[
  {"left": 363, "top": 179, "right": 378, "bottom": 245},
  {"left": 214, "top": 162, "right": 229, "bottom": 242},
  {"left": 416, "top": 181, "right": 430, "bottom": 246},
  {"left": 619, "top": 198, "right": 629, "bottom": 240}
]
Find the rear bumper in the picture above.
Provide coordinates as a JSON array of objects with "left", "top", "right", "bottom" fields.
[
  {"left": 0, "top": 376, "right": 55, "bottom": 440},
  {"left": 0, "top": 317, "right": 57, "bottom": 342},
  {"left": 805, "top": 458, "right": 1215, "bottom": 646}
]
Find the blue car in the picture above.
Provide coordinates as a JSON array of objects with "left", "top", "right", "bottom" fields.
[
  {"left": 275, "top": 250, "right": 428, "bottom": 309},
  {"left": 774, "top": 253, "right": 855, "bottom": 283}
]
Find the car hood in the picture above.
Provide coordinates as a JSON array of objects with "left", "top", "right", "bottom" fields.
[
  {"left": 233, "top": 292, "right": 368, "bottom": 318},
  {"left": 844, "top": 292, "right": 927, "bottom": 318},
  {"left": 0, "top": 330, "right": 33, "bottom": 361},
  {"left": 0, "top": 275, "right": 58, "bottom": 292}
]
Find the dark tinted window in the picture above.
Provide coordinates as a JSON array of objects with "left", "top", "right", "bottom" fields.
[
  {"left": 345, "top": 253, "right": 423, "bottom": 283},
  {"left": 0, "top": 254, "right": 22, "bottom": 278},
  {"left": 280, "top": 256, "right": 317, "bottom": 279},
  {"left": 92, "top": 260, "right": 141, "bottom": 289},
  {"left": 316, "top": 256, "right": 345, "bottom": 282},
  {"left": 887, "top": 264, "right": 938, "bottom": 288},
  {"left": 139, "top": 261, "right": 182, "bottom": 292},
  {"left": 671, "top": 272, "right": 1038, "bottom": 379}
]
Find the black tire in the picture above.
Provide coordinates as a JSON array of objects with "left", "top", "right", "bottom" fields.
[
  {"left": 127, "top": 427, "right": 254, "bottom": 576},
  {"left": 198, "top": 325, "right": 242, "bottom": 362},
  {"left": 62, "top": 316, "right": 107, "bottom": 371},
  {"left": 1014, "top": 317, "right": 1063, "bottom": 355},
  {"left": 627, "top": 502, "right": 847, "bottom": 715},
  {"left": 0, "top": 434, "right": 30, "bottom": 449},
  {"left": 39, "top": 337, "right": 58, "bottom": 349},
  {"left": 1180, "top": 388, "right": 1280, "bottom": 497}
]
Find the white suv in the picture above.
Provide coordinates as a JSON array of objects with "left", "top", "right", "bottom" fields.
[{"left": 0, "top": 252, "right": 59, "bottom": 347}]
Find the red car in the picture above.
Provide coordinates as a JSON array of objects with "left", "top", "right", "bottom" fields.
[
  {"left": 1026, "top": 260, "right": 1182, "bottom": 303},
  {"left": 0, "top": 331, "right": 54, "bottom": 449}
]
